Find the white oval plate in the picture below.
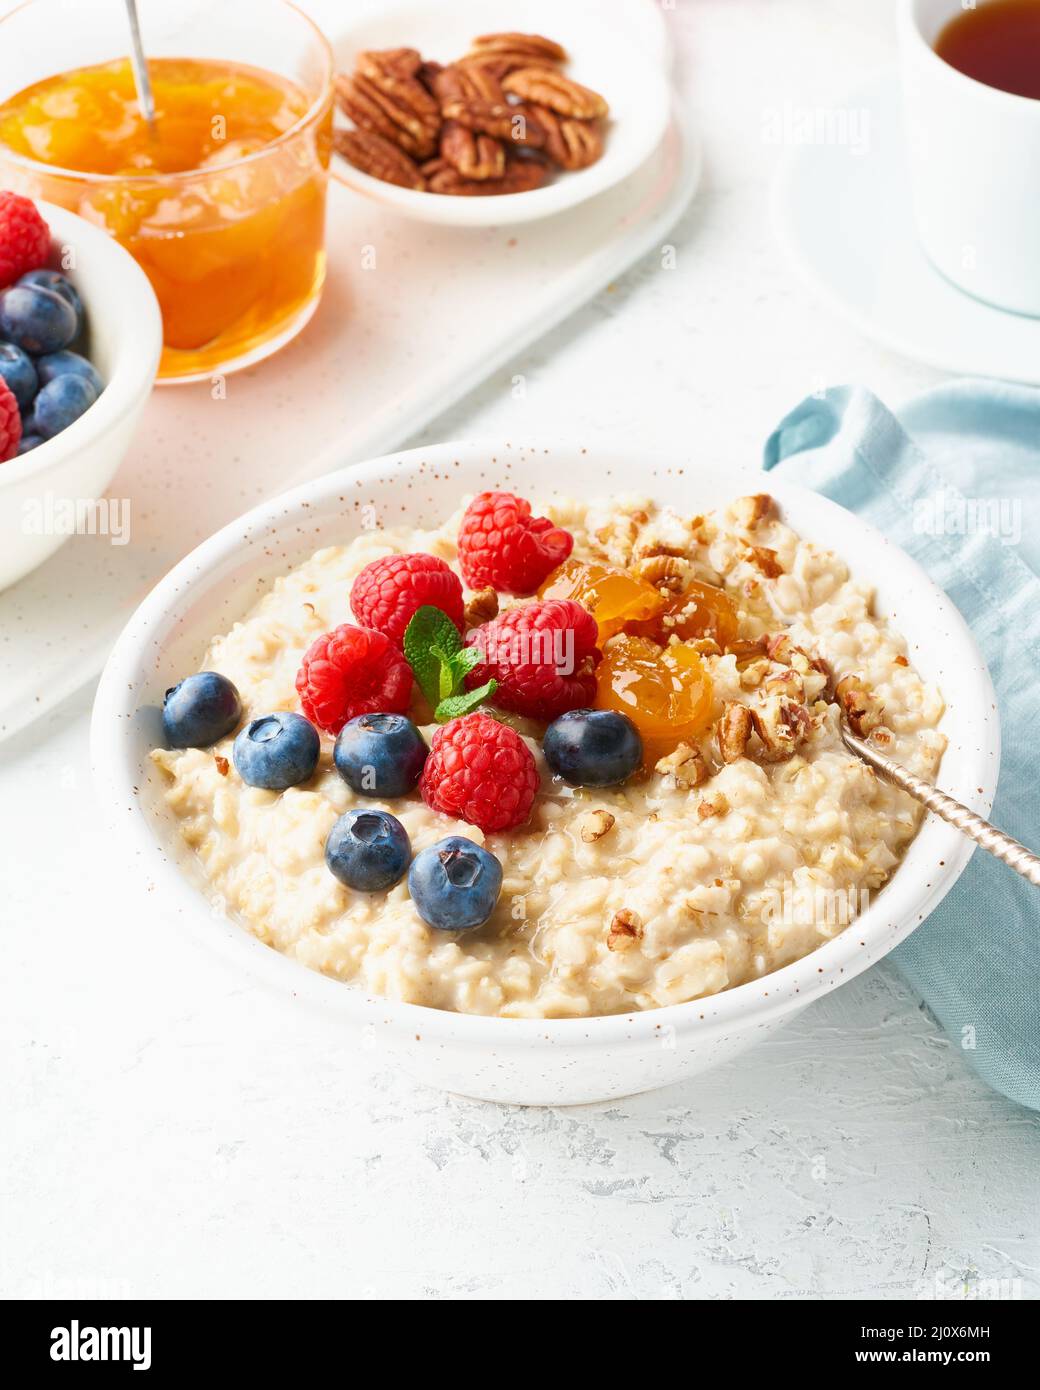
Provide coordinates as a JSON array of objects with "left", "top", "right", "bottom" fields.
[{"left": 329, "top": 0, "right": 672, "bottom": 225}]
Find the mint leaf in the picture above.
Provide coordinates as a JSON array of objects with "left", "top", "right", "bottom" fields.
[
  {"left": 404, "top": 606, "right": 461, "bottom": 708},
  {"left": 404, "top": 605, "right": 498, "bottom": 722},
  {"left": 450, "top": 646, "right": 481, "bottom": 678},
  {"left": 430, "top": 643, "right": 456, "bottom": 702},
  {"left": 435, "top": 680, "right": 498, "bottom": 723}
]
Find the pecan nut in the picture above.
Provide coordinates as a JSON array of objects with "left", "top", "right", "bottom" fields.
[
  {"left": 580, "top": 809, "right": 615, "bottom": 844},
  {"left": 424, "top": 155, "right": 547, "bottom": 196},
  {"left": 607, "top": 909, "right": 643, "bottom": 952},
  {"left": 745, "top": 545, "right": 783, "bottom": 578},
  {"left": 502, "top": 66, "right": 608, "bottom": 119},
  {"left": 334, "top": 128, "right": 426, "bottom": 189},
  {"left": 750, "top": 697, "right": 811, "bottom": 762},
  {"left": 733, "top": 494, "right": 775, "bottom": 530},
  {"left": 655, "top": 742, "right": 708, "bottom": 788},
  {"left": 717, "top": 702, "right": 753, "bottom": 763},
  {"left": 534, "top": 104, "right": 604, "bottom": 170},
  {"left": 836, "top": 674, "right": 883, "bottom": 737},
  {"left": 463, "top": 586, "right": 499, "bottom": 628},
  {"left": 440, "top": 120, "right": 506, "bottom": 180},
  {"left": 335, "top": 70, "right": 439, "bottom": 159},
  {"left": 469, "top": 32, "right": 567, "bottom": 64},
  {"left": 434, "top": 64, "right": 546, "bottom": 147}
]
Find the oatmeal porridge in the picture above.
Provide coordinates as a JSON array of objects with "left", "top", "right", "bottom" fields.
[{"left": 151, "top": 491, "right": 946, "bottom": 1019}]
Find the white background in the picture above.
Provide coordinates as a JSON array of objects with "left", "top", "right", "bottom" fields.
[{"left": 3, "top": 0, "right": 1038, "bottom": 1301}]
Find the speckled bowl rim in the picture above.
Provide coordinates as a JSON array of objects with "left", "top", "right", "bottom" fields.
[{"left": 90, "top": 441, "right": 1000, "bottom": 1050}]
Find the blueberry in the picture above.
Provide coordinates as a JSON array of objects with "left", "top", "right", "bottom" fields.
[
  {"left": 0, "top": 342, "right": 38, "bottom": 409},
  {"left": 0, "top": 283, "right": 78, "bottom": 354},
  {"left": 543, "top": 708, "right": 643, "bottom": 787},
  {"left": 325, "top": 808, "right": 411, "bottom": 891},
  {"left": 26, "top": 373, "right": 98, "bottom": 438},
  {"left": 16, "top": 433, "right": 44, "bottom": 455},
  {"left": 408, "top": 835, "right": 502, "bottom": 932},
  {"left": 233, "top": 711, "right": 320, "bottom": 790},
  {"left": 18, "top": 270, "right": 84, "bottom": 335},
  {"left": 334, "top": 712, "right": 428, "bottom": 798},
  {"left": 35, "top": 349, "right": 103, "bottom": 396},
  {"left": 162, "top": 672, "right": 242, "bottom": 749}
]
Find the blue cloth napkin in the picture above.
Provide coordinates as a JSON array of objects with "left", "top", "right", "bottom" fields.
[{"left": 763, "top": 380, "right": 1040, "bottom": 1111}]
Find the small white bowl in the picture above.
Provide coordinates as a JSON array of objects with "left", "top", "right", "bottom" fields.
[
  {"left": 330, "top": 0, "right": 672, "bottom": 226},
  {"left": 0, "top": 201, "right": 162, "bottom": 590},
  {"left": 91, "top": 442, "right": 999, "bottom": 1106}
]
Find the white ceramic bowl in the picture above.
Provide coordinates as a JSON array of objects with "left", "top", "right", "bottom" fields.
[
  {"left": 0, "top": 201, "right": 162, "bottom": 590},
  {"left": 330, "top": 0, "right": 671, "bottom": 226},
  {"left": 90, "top": 441, "right": 999, "bottom": 1106}
]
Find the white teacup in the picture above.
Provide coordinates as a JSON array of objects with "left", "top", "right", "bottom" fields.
[{"left": 898, "top": 0, "right": 1040, "bottom": 317}]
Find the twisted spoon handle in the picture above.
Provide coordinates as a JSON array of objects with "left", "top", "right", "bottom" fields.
[{"left": 840, "top": 723, "right": 1040, "bottom": 888}]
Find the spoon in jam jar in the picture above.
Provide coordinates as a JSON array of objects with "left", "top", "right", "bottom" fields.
[
  {"left": 840, "top": 719, "right": 1040, "bottom": 887},
  {"left": 123, "top": 0, "right": 157, "bottom": 137}
]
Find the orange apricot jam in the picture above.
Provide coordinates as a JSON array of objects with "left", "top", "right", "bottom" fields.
[
  {"left": 627, "top": 577, "right": 739, "bottom": 647},
  {"left": 539, "top": 558, "right": 666, "bottom": 642},
  {"left": 595, "top": 635, "right": 715, "bottom": 766},
  {"left": 0, "top": 58, "right": 332, "bottom": 379}
]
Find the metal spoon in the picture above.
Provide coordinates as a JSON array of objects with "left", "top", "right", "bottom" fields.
[
  {"left": 123, "top": 0, "right": 157, "bottom": 138},
  {"left": 840, "top": 720, "right": 1040, "bottom": 887}
]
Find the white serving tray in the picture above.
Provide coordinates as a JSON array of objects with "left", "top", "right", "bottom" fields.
[{"left": 0, "top": 0, "right": 698, "bottom": 741}]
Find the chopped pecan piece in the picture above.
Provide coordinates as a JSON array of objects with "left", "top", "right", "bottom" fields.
[
  {"left": 750, "top": 697, "right": 811, "bottom": 762},
  {"left": 214, "top": 755, "right": 230, "bottom": 777},
  {"left": 502, "top": 67, "right": 608, "bottom": 120},
  {"left": 440, "top": 120, "right": 506, "bottom": 179},
  {"left": 739, "top": 658, "right": 771, "bottom": 690},
  {"left": 655, "top": 741, "right": 708, "bottom": 788},
  {"left": 810, "top": 654, "right": 835, "bottom": 700},
  {"left": 464, "top": 586, "right": 499, "bottom": 628},
  {"left": 894, "top": 654, "right": 909, "bottom": 667},
  {"left": 697, "top": 793, "right": 729, "bottom": 820},
  {"left": 733, "top": 494, "right": 775, "bottom": 530},
  {"left": 728, "top": 637, "right": 768, "bottom": 668},
  {"left": 335, "top": 71, "right": 439, "bottom": 159},
  {"left": 607, "top": 909, "right": 643, "bottom": 952},
  {"left": 745, "top": 546, "right": 783, "bottom": 578},
  {"left": 631, "top": 553, "right": 689, "bottom": 592},
  {"left": 334, "top": 128, "right": 427, "bottom": 189},
  {"left": 470, "top": 32, "right": 568, "bottom": 64},
  {"left": 533, "top": 105, "right": 604, "bottom": 169},
  {"left": 580, "top": 809, "right": 615, "bottom": 843},
  {"left": 717, "top": 703, "right": 753, "bottom": 763},
  {"left": 836, "top": 674, "right": 883, "bottom": 736}
]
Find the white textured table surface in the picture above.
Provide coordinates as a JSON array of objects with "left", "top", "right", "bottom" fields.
[{"left": 3, "top": 0, "right": 1038, "bottom": 1302}]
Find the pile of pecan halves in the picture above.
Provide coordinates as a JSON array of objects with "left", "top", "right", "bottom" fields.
[{"left": 334, "top": 31, "right": 610, "bottom": 196}]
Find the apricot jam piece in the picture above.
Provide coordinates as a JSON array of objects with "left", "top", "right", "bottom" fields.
[
  {"left": 539, "top": 558, "right": 665, "bottom": 642},
  {"left": 627, "top": 577, "right": 739, "bottom": 647},
  {"left": 594, "top": 635, "right": 715, "bottom": 764}
]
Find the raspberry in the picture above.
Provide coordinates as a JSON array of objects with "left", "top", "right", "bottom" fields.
[
  {"left": 420, "top": 711, "right": 539, "bottom": 833},
  {"left": 0, "top": 377, "right": 22, "bottom": 462},
  {"left": 351, "top": 552, "right": 465, "bottom": 646},
  {"left": 295, "top": 624, "right": 412, "bottom": 734},
  {"left": 0, "top": 193, "right": 51, "bottom": 289},
  {"left": 465, "top": 599, "right": 599, "bottom": 721},
  {"left": 457, "top": 492, "right": 573, "bottom": 595}
]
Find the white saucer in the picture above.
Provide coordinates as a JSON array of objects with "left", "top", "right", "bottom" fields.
[{"left": 772, "top": 71, "right": 1040, "bottom": 385}]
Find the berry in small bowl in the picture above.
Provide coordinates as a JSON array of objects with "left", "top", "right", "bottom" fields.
[
  {"left": 326, "top": 808, "right": 411, "bottom": 892},
  {"left": 543, "top": 708, "right": 643, "bottom": 787},
  {"left": 233, "top": 711, "right": 320, "bottom": 790},
  {"left": 162, "top": 672, "right": 242, "bottom": 749},
  {"left": 334, "top": 712, "right": 428, "bottom": 798},
  {"left": 408, "top": 836, "right": 503, "bottom": 932}
]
